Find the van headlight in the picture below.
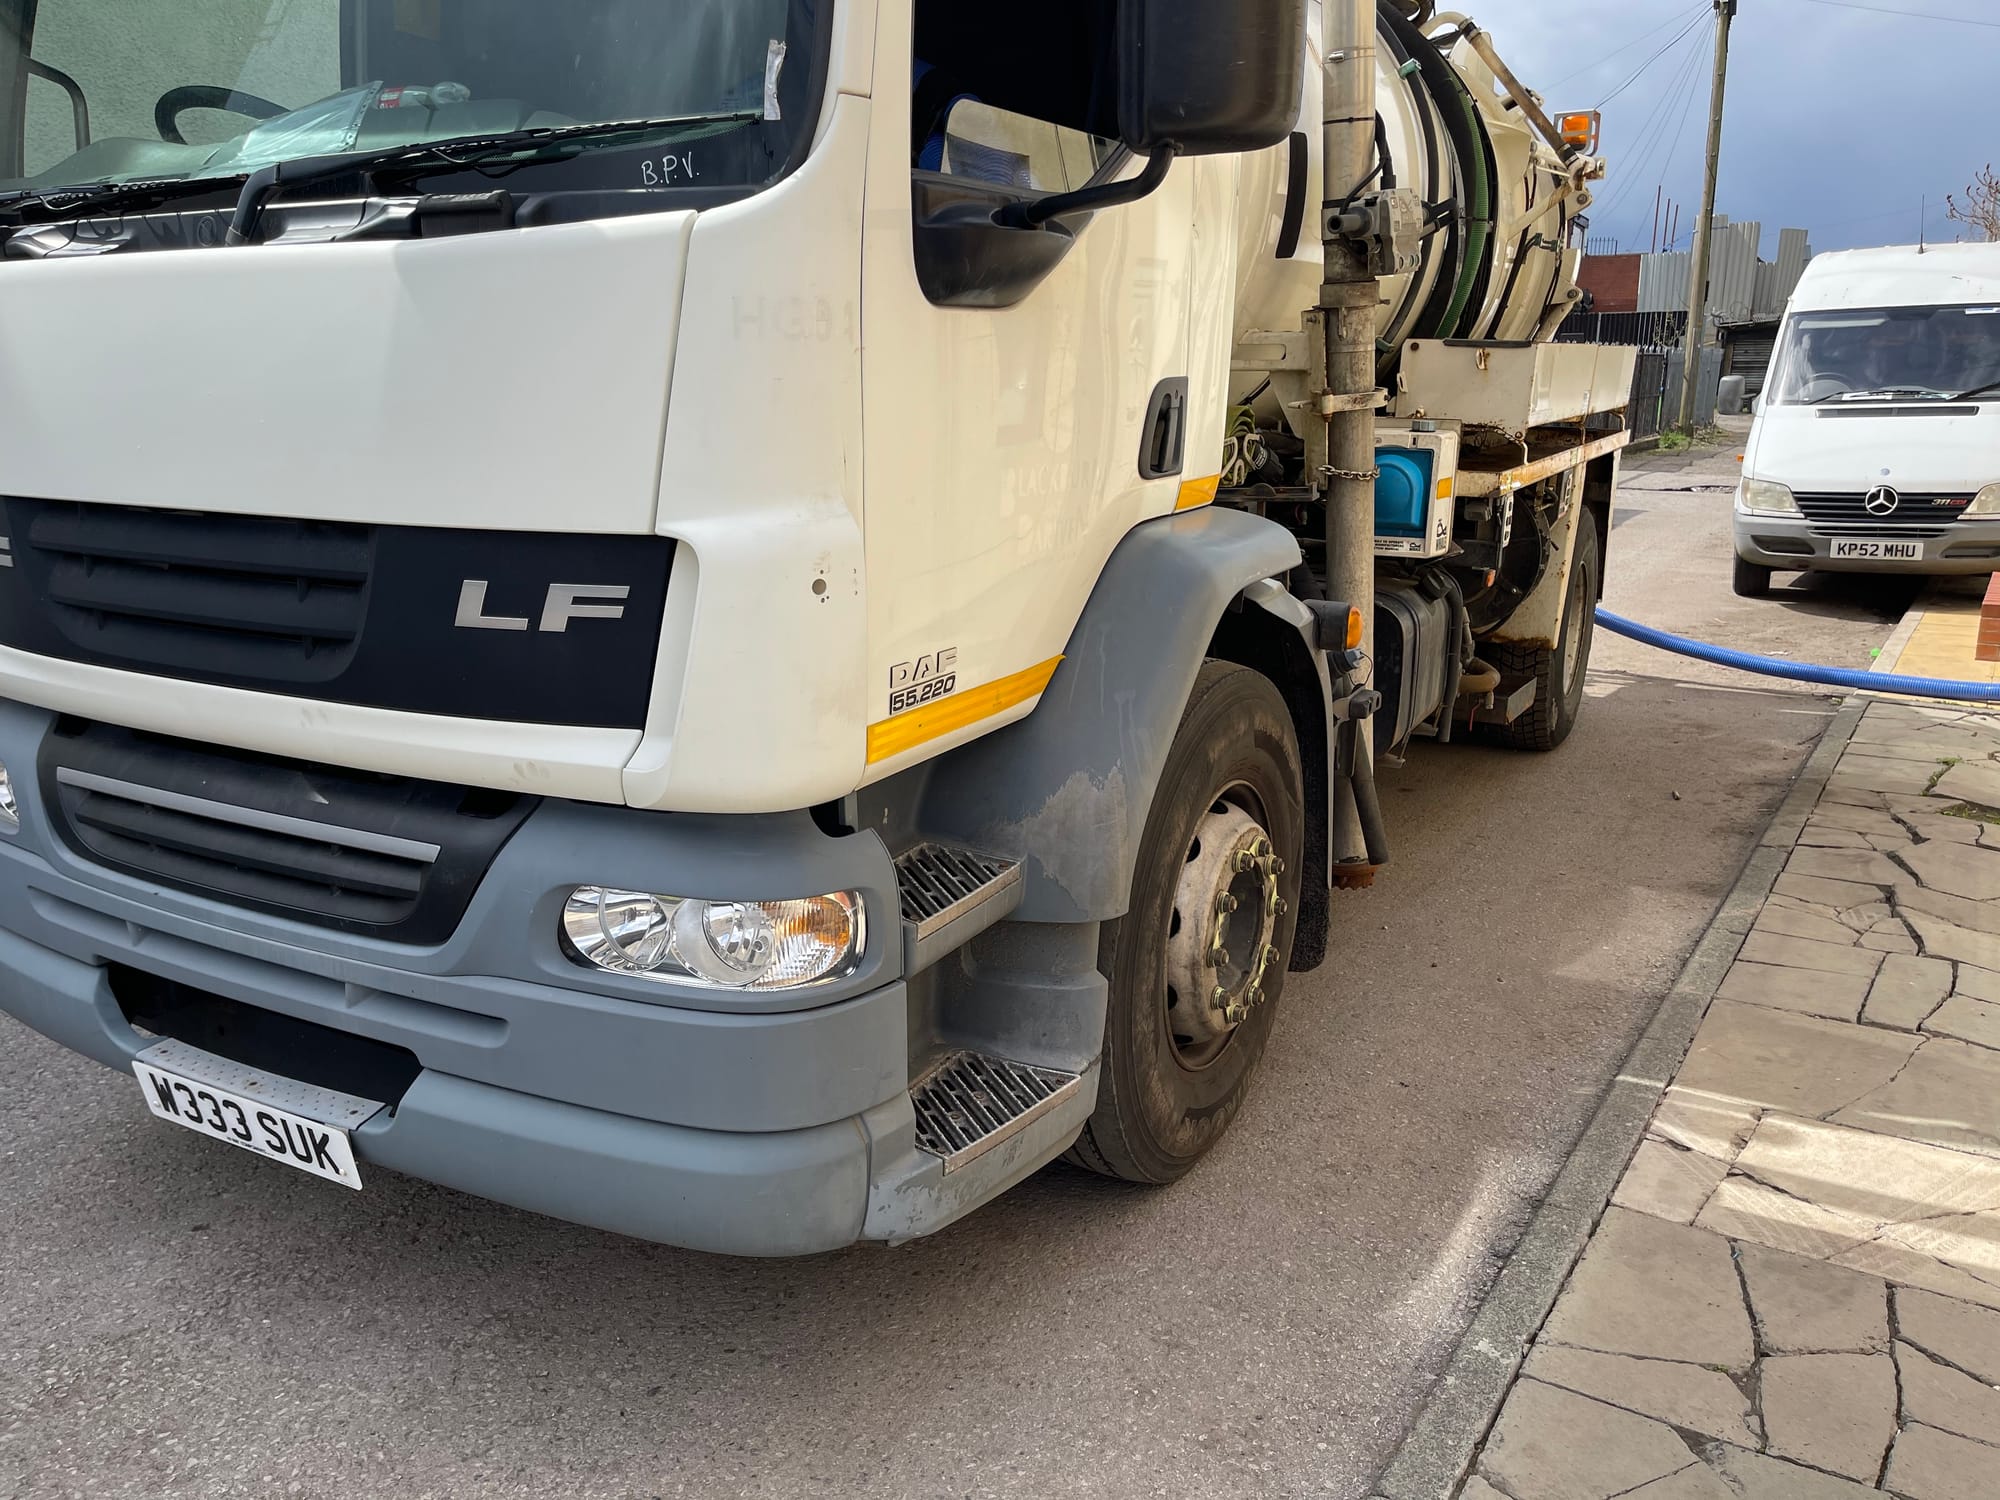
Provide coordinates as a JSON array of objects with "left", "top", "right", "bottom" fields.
[
  {"left": 1739, "top": 478, "right": 1798, "bottom": 515},
  {"left": 560, "top": 887, "right": 864, "bottom": 990},
  {"left": 1967, "top": 483, "right": 2000, "bottom": 517}
]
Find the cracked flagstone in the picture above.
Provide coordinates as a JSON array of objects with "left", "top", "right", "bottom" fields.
[
  {"left": 1717, "top": 961, "right": 1871, "bottom": 1022},
  {"left": 1520, "top": 1345, "right": 1758, "bottom": 1447},
  {"left": 1694, "top": 1444, "right": 1886, "bottom": 1498},
  {"left": 1649, "top": 1087, "right": 1760, "bottom": 1164},
  {"left": 1898, "top": 1288, "right": 2000, "bottom": 1385},
  {"left": 1739, "top": 1242, "right": 1889, "bottom": 1355},
  {"left": 1904, "top": 909, "right": 2000, "bottom": 970},
  {"left": 1896, "top": 882, "right": 2000, "bottom": 937},
  {"left": 1541, "top": 1209, "right": 1754, "bottom": 1370},
  {"left": 1737, "top": 931, "right": 1884, "bottom": 979},
  {"left": 1729, "top": 1115, "right": 2000, "bottom": 1225},
  {"left": 1903, "top": 841, "right": 2000, "bottom": 902},
  {"left": 1884, "top": 1423, "right": 2000, "bottom": 1500},
  {"left": 1674, "top": 1003, "right": 1918, "bottom": 1122},
  {"left": 1753, "top": 904, "right": 1863, "bottom": 945},
  {"left": 1923, "top": 995, "right": 2000, "bottom": 1050},
  {"left": 1955, "top": 964, "right": 2000, "bottom": 1004},
  {"left": 1896, "top": 1340, "right": 2000, "bottom": 1448},
  {"left": 1932, "top": 760, "right": 2000, "bottom": 810},
  {"left": 1862, "top": 954, "right": 1953, "bottom": 1031},
  {"left": 1832, "top": 1036, "right": 2000, "bottom": 1159},
  {"left": 1759, "top": 1352, "right": 1898, "bottom": 1481},
  {"left": 1695, "top": 1176, "right": 1879, "bottom": 1261},
  {"left": 1612, "top": 1139, "right": 1729, "bottom": 1225},
  {"left": 1787, "top": 845, "right": 1911, "bottom": 888},
  {"left": 1478, "top": 1379, "right": 1701, "bottom": 1500}
]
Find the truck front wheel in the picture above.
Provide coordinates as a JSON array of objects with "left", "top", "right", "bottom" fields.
[
  {"left": 1068, "top": 661, "right": 1304, "bottom": 1185},
  {"left": 1486, "top": 507, "right": 1601, "bottom": 753}
]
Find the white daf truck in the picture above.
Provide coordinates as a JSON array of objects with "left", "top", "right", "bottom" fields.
[{"left": 0, "top": 0, "right": 1630, "bottom": 1254}]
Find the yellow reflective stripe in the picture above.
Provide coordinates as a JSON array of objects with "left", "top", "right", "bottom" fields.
[
  {"left": 1176, "top": 475, "right": 1222, "bottom": 511},
  {"left": 866, "top": 656, "right": 1064, "bottom": 765}
]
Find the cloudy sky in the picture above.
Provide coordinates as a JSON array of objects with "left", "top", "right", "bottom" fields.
[{"left": 1476, "top": 0, "right": 1995, "bottom": 254}]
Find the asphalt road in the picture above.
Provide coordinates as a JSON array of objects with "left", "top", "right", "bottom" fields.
[{"left": 0, "top": 439, "right": 1921, "bottom": 1500}]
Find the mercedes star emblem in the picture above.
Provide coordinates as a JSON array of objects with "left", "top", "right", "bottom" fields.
[{"left": 1864, "top": 486, "right": 1901, "bottom": 516}]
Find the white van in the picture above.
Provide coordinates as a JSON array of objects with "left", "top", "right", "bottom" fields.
[{"left": 1733, "top": 243, "right": 2000, "bottom": 597}]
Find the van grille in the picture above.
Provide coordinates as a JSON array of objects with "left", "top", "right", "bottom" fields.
[{"left": 1794, "top": 492, "right": 1974, "bottom": 529}]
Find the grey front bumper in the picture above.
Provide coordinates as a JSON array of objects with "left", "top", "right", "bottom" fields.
[
  {"left": 1734, "top": 511, "right": 2000, "bottom": 573},
  {"left": 0, "top": 701, "right": 1090, "bottom": 1255}
]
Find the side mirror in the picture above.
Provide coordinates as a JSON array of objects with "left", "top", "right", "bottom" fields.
[{"left": 1116, "top": 0, "right": 1307, "bottom": 157}]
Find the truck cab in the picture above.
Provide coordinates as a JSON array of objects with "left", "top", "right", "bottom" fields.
[{"left": 0, "top": 0, "right": 1626, "bottom": 1254}]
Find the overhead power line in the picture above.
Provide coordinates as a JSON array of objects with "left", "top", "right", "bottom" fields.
[
  {"left": 1594, "top": 9, "right": 1714, "bottom": 110},
  {"left": 1547, "top": 0, "right": 1710, "bottom": 92},
  {"left": 1790, "top": 0, "right": 2000, "bottom": 26}
]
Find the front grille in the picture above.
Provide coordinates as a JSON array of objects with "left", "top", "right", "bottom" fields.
[
  {"left": 23, "top": 502, "right": 371, "bottom": 683},
  {"left": 0, "top": 497, "right": 677, "bottom": 729},
  {"left": 1795, "top": 492, "right": 1974, "bottom": 528},
  {"left": 44, "top": 720, "right": 535, "bottom": 943}
]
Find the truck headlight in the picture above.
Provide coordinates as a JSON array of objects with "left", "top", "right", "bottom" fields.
[
  {"left": 1739, "top": 478, "right": 1798, "bottom": 515},
  {"left": 560, "top": 887, "right": 864, "bottom": 990},
  {"left": 1967, "top": 483, "right": 2000, "bottom": 517}
]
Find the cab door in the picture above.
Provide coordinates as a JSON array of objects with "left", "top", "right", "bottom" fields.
[{"left": 858, "top": 0, "right": 1197, "bottom": 775}]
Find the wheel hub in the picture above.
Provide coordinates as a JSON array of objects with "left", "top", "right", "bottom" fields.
[{"left": 1164, "top": 803, "right": 1286, "bottom": 1056}]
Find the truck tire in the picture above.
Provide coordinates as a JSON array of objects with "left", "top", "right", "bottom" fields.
[
  {"left": 1486, "top": 507, "right": 1600, "bottom": 753},
  {"left": 1732, "top": 554, "right": 1772, "bottom": 598},
  {"left": 1068, "top": 661, "right": 1304, "bottom": 1184}
]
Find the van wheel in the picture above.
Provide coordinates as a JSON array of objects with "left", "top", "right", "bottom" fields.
[
  {"left": 1733, "top": 555, "right": 1772, "bottom": 598},
  {"left": 1067, "top": 662, "right": 1304, "bottom": 1185},
  {"left": 1486, "top": 508, "right": 1601, "bottom": 753}
]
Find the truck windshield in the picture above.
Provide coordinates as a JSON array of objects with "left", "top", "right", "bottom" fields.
[
  {"left": 1769, "top": 304, "right": 2000, "bottom": 405},
  {"left": 4, "top": 0, "right": 816, "bottom": 202}
]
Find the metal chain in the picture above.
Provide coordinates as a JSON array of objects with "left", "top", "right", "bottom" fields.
[{"left": 1321, "top": 465, "right": 1382, "bottom": 483}]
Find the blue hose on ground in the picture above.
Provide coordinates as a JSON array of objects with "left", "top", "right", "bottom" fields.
[{"left": 1594, "top": 606, "right": 2000, "bottom": 704}]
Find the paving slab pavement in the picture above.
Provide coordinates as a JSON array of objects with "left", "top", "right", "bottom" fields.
[{"left": 1442, "top": 700, "right": 2000, "bottom": 1498}]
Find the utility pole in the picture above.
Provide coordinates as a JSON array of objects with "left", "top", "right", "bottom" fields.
[{"left": 1677, "top": 0, "right": 1737, "bottom": 432}]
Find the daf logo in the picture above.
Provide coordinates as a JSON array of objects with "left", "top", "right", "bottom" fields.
[
  {"left": 455, "top": 580, "right": 630, "bottom": 633},
  {"left": 1864, "top": 486, "right": 1901, "bottom": 516}
]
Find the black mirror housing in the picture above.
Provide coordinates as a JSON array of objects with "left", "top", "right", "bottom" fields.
[{"left": 1116, "top": 0, "right": 1307, "bottom": 157}]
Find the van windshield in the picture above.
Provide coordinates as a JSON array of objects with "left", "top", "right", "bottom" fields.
[
  {"left": 4, "top": 0, "right": 816, "bottom": 203},
  {"left": 1769, "top": 304, "right": 2000, "bottom": 405}
]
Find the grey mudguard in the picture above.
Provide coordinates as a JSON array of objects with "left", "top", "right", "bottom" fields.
[{"left": 921, "top": 506, "right": 1305, "bottom": 924}]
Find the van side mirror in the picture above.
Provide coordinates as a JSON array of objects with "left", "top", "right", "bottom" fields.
[{"left": 1116, "top": 0, "right": 1307, "bottom": 157}]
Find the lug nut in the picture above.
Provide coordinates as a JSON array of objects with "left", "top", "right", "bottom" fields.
[
  {"left": 1211, "top": 946, "right": 1231, "bottom": 969},
  {"left": 1235, "top": 851, "right": 1257, "bottom": 873},
  {"left": 1211, "top": 985, "right": 1229, "bottom": 1008},
  {"left": 1275, "top": 897, "right": 1289, "bottom": 916},
  {"left": 1271, "top": 858, "right": 1286, "bottom": 876},
  {"left": 1265, "top": 944, "right": 1280, "bottom": 966},
  {"left": 1224, "top": 1003, "right": 1247, "bottom": 1025},
  {"left": 1220, "top": 894, "right": 1240, "bottom": 914},
  {"left": 1247, "top": 985, "right": 1263, "bottom": 1007}
]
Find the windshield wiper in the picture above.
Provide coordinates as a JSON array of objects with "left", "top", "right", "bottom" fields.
[
  {"left": 0, "top": 175, "right": 240, "bottom": 226},
  {"left": 0, "top": 112, "right": 756, "bottom": 236},
  {"left": 1951, "top": 380, "right": 2000, "bottom": 402},
  {"left": 225, "top": 113, "right": 758, "bottom": 244},
  {"left": 1805, "top": 387, "right": 1936, "bottom": 405}
]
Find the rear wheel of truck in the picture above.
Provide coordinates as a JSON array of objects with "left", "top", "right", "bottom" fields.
[
  {"left": 1068, "top": 661, "right": 1304, "bottom": 1185},
  {"left": 1487, "top": 507, "right": 1601, "bottom": 753},
  {"left": 1732, "top": 554, "right": 1772, "bottom": 598}
]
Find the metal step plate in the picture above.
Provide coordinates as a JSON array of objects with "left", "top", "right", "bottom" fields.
[
  {"left": 895, "top": 842, "right": 1024, "bottom": 975},
  {"left": 911, "top": 1051, "right": 1082, "bottom": 1174}
]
